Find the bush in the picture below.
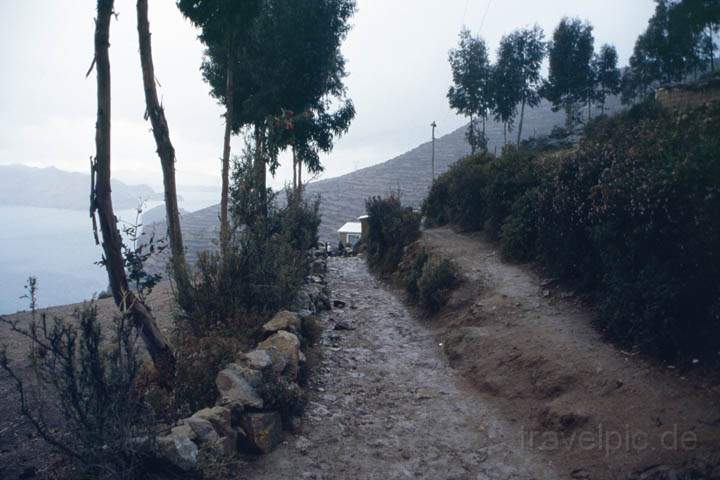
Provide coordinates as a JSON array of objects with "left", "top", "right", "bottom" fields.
[
  {"left": 180, "top": 190, "right": 321, "bottom": 337},
  {"left": 417, "top": 257, "right": 461, "bottom": 313},
  {"left": 423, "top": 154, "right": 491, "bottom": 230},
  {"left": 499, "top": 189, "right": 540, "bottom": 262},
  {"left": 395, "top": 244, "right": 430, "bottom": 301},
  {"left": 422, "top": 99, "right": 720, "bottom": 360},
  {"left": 365, "top": 195, "right": 421, "bottom": 275},
  {"left": 0, "top": 300, "right": 157, "bottom": 479}
]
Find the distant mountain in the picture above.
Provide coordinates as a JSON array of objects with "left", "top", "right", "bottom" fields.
[
  {"left": 0, "top": 164, "right": 157, "bottom": 210},
  {"left": 142, "top": 97, "right": 622, "bottom": 273}
]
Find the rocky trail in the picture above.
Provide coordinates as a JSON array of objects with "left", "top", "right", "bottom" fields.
[
  {"left": 241, "top": 256, "right": 558, "bottom": 479},
  {"left": 244, "top": 228, "right": 720, "bottom": 480}
]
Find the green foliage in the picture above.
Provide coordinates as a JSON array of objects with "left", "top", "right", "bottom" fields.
[
  {"left": 181, "top": 159, "right": 321, "bottom": 335},
  {"left": 396, "top": 245, "right": 430, "bottom": 301},
  {"left": 592, "top": 44, "right": 621, "bottom": 113},
  {"left": 417, "top": 257, "right": 461, "bottom": 313},
  {"left": 396, "top": 245, "right": 461, "bottom": 313},
  {"left": 0, "top": 300, "right": 155, "bottom": 478},
  {"left": 542, "top": 17, "right": 595, "bottom": 129},
  {"left": 364, "top": 196, "right": 421, "bottom": 275},
  {"left": 423, "top": 154, "right": 492, "bottom": 231},
  {"left": 424, "top": 100, "right": 720, "bottom": 360},
  {"left": 623, "top": 0, "right": 720, "bottom": 102},
  {"left": 447, "top": 29, "right": 493, "bottom": 153},
  {"left": 496, "top": 25, "right": 546, "bottom": 145},
  {"left": 499, "top": 189, "right": 540, "bottom": 262}
]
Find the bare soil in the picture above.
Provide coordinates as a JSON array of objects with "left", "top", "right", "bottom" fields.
[
  {"left": 422, "top": 227, "right": 720, "bottom": 479},
  {"left": 0, "top": 283, "right": 177, "bottom": 480},
  {"left": 3, "top": 229, "right": 720, "bottom": 479},
  {"left": 239, "top": 255, "right": 559, "bottom": 479}
]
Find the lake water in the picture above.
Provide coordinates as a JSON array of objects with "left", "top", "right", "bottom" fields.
[{"left": 0, "top": 190, "right": 219, "bottom": 314}]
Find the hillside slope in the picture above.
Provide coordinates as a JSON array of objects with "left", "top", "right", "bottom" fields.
[
  {"left": 0, "top": 164, "right": 156, "bottom": 210},
  {"left": 144, "top": 98, "right": 619, "bottom": 272}
]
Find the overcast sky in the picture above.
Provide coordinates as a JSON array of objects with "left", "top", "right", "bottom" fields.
[{"left": 0, "top": 0, "right": 655, "bottom": 191}]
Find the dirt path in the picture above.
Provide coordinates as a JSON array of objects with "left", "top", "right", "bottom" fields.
[
  {"left": 242, "top": 256, "right": 558, "bottom": 480},
  {"left": 422, "top": 227, "right": 720, "bottom": 479}
]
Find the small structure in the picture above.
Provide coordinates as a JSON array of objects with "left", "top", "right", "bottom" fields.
[
  {"left": 337, "top": 221, "right": 362, "bottom": 247},
  {"left": 357, "top": 214, "right": 370, "bottom": 239}
]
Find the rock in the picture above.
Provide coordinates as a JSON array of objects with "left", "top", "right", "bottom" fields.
[
  {"left": 243, "top": 349, "right": 273, "bottom": 371},
  {"left": 332, "top": 299, "right": 346, "bottom": 309},
  {"left": 262, "top": 310, "right": 301, "bottom": 335},
  {"left": 216, "top": 367, "right": 264, "bottom": 411},
  {"left": 192, "top": 406, "right": 233, "bottom": 438},
  {"left": 241, "top": 412, "right": 283, "bottom": 453},
  {"left": 311, "top": 259, "right": 326, "bottom": 274},
  {"left": 209, "top": 435, "right": 237, "bottom": 458},
  {"left": 170, "top": 423, "right": 197, "bottom": 441},
  {"left": 184, "top": 417, "right": 219, "bottom": 444},
  {"left": 158, "top": 433, "right": 199, "bottom": 471},
  {"left": 333, "top": 320, "right": 355, "bottom": 331},
  {"left": 258, "top": 330, "right": 301, "bottom": 379},
  {"left": 295, "top": 435, "right": 312, "bottom": 454}
]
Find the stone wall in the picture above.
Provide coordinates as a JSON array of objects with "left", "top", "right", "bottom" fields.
[
  {"left": 156, "top": 253, "right": 331, "bottom": 472},
  {"left": 656, "top": 79, "right": 720, "bottom": 111}
]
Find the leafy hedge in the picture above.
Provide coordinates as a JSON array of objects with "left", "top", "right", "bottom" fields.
[
  {"left": 364, "top": 195, "right": 421, "bottom": 275},
  {"left": 423, "top": 100, "right": 720, "bottom": 360}
]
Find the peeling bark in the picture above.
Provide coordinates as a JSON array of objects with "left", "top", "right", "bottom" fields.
[
  {"left": 92, "top": 0, "right": 174, "bottom": 376},
  {"left": 136, "top": 0, "right": 192, "bottom": 311}
]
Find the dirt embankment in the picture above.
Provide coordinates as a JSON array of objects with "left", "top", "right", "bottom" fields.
[{"left": 423, "top": 227, "right": 720, "bottom": 479}]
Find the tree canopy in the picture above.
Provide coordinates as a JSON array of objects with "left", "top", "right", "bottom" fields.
[
  {"left": 447, "top": 29, "right": 494, "bottom": 153},
  {"left": 542, "top": 17, "right": 595, "bottom": 129}
]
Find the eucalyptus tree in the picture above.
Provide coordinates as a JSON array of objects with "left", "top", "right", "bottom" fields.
[
  {"left": 91, "top": 0, "right": 174, "bottom": 375},
  {"left": 202, "top": 0, "right": 356, "bottom": 211},
  {"left": 543, "top": 18, "right": 595, "bottom": 130},
  {"left": 447, "top": 29, "right": 494, "bottom": 154},
  {"left": 592, "top": 44, "right": 621, "bottom": 114},
  {"left": 492, "top": 34, "right": 523, "bottom": 145},
  {"left": 506, "top": 25, "right": 545, "bottom": 147},
  {"left": 176, "top": 0, "right": 260, "bottom": 247},
  {"left": 137, "top": 0, "right": 191, "bottom": 309}
]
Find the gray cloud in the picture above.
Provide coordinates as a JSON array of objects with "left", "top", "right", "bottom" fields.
[{"left": 0, "top": 0, "right": 655, "bottom": 191}]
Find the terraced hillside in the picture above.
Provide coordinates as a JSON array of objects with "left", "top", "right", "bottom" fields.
[{"left": 143, "top": 99, "right": 620, "bottom": 273}]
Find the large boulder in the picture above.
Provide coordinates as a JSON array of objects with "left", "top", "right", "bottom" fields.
[
  {"left": 258, "top": 330, "right": 301, "bottom": 380},
  {"left": 184, "top": 417, "right": 219, "bottom": 444},
  {"left": 262, "top": 310, "right": 301, "bottom": 335},
  {"left": 242, "top": 348, "right": 274, "bottom": 371},
  {"left": 192, "top": 406, "right": 233, "bottom": 438},
  {"left": 241, "top": 412, "right": 283, "bottom": 454},
  {"left": 216, "top": 365, "right": 264, "bottom": 411},
  {"left": 157, "top": 432, "right": 199, "bottom": 471}
]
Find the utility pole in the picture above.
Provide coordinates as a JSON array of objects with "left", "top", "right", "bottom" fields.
[{"left": 431, "top": 121, "right": 437, "bottom": 181}]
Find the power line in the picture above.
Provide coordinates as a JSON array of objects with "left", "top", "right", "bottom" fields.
[
  {"left": 479, "top": 0, "right": 493, "bottom": 33},
  {"left": 461, "top": 0, "right": 471, "bottom": 26}
]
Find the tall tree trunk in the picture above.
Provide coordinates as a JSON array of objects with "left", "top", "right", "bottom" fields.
[
  {"left": 469, "top": 114, "right": 475, "bottom": 154},
  {"left": 503, "top": 122, "right": 507, "bottom": 145},
  {"left": 254, "top": 124, "right": 267, "bottom": 216},
  {"left": 564, "top": 101, "right": 573, "bottom": 131},
  {"left": 292, "top": 145, "right": 297, "bottom": 191},
  {"left": 482, "top": 115, "right": 486, "bottom": 153},
  {"left": 220, "top": 44, "right": 235, "bottom": 250},
  {"left": 136, "top": 0, "right": 191, "bottom": 311},
  {"left": 587, "top": 97, "right": 591, "bottom": 123},
  {"left": 517, "top": 97, "right": 526, "bottom": 148},
  {"left": 91, "top": 0, "right": 174, "bottom": 376}
]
